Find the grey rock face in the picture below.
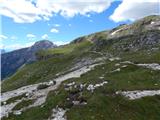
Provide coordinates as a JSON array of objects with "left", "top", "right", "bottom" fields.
[
  {"left": 28, "top": 40, "right": 54, "bottom": 52},
  {"left": 1, "top": 40, "right": 56, "bottom": 80}
]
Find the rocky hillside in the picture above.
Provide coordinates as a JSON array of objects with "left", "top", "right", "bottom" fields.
[
  {"left": 1, "top": 40, "right": 56, "bottom": 80},
  {"left": 73, "top": 15, "right": 160, "bottom": 50},
  {"left": 1, "top": 15, "right": 160, "bottom": 120}
]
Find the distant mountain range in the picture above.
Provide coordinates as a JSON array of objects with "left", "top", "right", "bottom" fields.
[{"left": 1, "top": 40, "right": 56, "bottom": 80}]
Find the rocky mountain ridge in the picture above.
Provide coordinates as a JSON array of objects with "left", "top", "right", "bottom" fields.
[{"left": 1, "top": 40, "right": 56, "bottom": 80}]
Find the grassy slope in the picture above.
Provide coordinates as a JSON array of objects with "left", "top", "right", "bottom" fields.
[
  {"left": 2, "top": 41, "right": 93, "bottom": 92},
  {"left": 2, "top": 58, "right": 160, "bottom": 120},
  {"left": 12, "top": 99, "right": 35, "bottom": 111}
]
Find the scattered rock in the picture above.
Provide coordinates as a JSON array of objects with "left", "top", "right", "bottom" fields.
[
  {"left": 121, "top": 65, "right": 127, "bottom": 68},
  {"left": 116, "top": 90, "right": 160, "bottom": 100},
  {"left": 112, "top": 68, "right": 121, "bottom": 72},
  {"left": 79, "top": 84, "right": 86, "bottom": 90},
  {"left": 120, "top": 61, "right": 134, "bottom": 64},
  {"left": 66, "top": 82, "right": 75, "bottom": 87},
  {"left": 13, "top": 110, "right": 22, "bottom": 115},
  {"left": 49, "top": 108, "right": 66, "bottom": 120},
  {"left": 87, "top": 81, "right": 108, "bottom": 92},
  {"left": 2, "top": 101, "right": 7, "bottom": 105},
  {"left": 47, "top": 80, "right": 56, "bottom": 86},
  {"left": 25, "top": 93, "right": 30, "bottom": 97},
  {"left": 111, "top": 27, "right": 125, "bottom": 36},
  {"left": 87, "top": 84, "right": 95, "bottom": 92},
  {"left": 115, "top": 63, "right": 120, "bottom": 66},
  {"left": 1, "top": 101, "right": 21, "bottom": 118},
  {"left": 137, "top": 63, "right": 160, "bottom": 70},
  {"left": 72, "top": 100, "right": 87, "bottom": 106},
  {"left": 99, "top": 76, "right": 104, "bottom": 79},
  {"left": 109, "top": 57, "right": 120, "bottom": 61},
  {"left": 72, "top": 101, "right": 80, "bottom": 105}
]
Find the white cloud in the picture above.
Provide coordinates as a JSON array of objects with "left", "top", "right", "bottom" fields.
[
  {"left": 51, "top": 0, "right": 112, "bottom": 18},
  {"left": 27, "top": 34, "right": 36, "bottom": 38},
  {"left": 4, "top": 42, "right": 35, "bottom": 50},
  {"left": 50, "top": 28, "right": 59, "bottom": 33},
  {"left": 89, "top": 19, "right": 93, "bottom": 22},
  {"left": 26, "top": 34, "right": 36, "bottom": 40},
  {"left": 0, "top": 43, "right": 5, "bottom": 49},
  {"left": 10, "top": 36, "right": 18, "bottom": 40},
  {"left": 0, "top": 0, "right": 112, "bottom": 23},
  {"left": 54, "top": 24, "right": 61, "bottom": 27},
  {"left": 0, "top": 0, "right": 41, "bottom": 23},
  {"left": 54, "top": 41, "right": 69, "bottom": 46},
  {"left": 87, "top": 14, "right": 91, "bottom": 17},
  {"left": 41, "top": 34, "right": 49, "bottom": 39},
  {"left": 110, "top": 0, "right": 160, "bottom": 22},
  {"left": 0, "top": 34, "right": 8, "bottom": 40}
]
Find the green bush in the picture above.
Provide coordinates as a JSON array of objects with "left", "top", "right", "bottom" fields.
[{"left": 37, "top": 84, "right": 49, "bottom": 90}]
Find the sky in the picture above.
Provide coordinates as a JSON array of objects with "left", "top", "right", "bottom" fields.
[{"left": 0, "top": 0, "right": 159, "bottom": 51}]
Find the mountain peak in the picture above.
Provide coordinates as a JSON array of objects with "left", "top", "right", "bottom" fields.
[
  {"left": 33, "top": 40, "right": 56, "bottom": 48},
  {"left": 34, "top": 40, "right": 53, "bottom": 46},
  {"left": 29, "top": 40, "right": 56, "bottom": 52},
  {"left": 1, "top": 40, "right": 57, "bottom": 80}
]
